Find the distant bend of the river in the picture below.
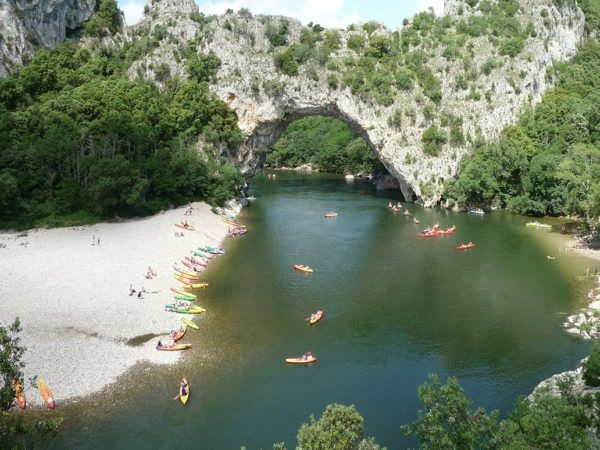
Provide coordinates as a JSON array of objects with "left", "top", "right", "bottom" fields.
[{"left": 52, "top": 172, "right": 591, "bottom": 449}]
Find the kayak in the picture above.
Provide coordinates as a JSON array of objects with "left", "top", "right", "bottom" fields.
[
  {"left": 324, "top": 212, "right": 338, "bottom": 218},
  {"left": 181, "top": 317, "right": 199, "bottom": 330},
  {"left": 175, "top": 222, "right": 194, "bottom": 231},
  {"left": 182, "top": 260, "right": 206, "bottom": 271},
  {"left": 174, "top": 274, "right": 198, "bottom": 284},
  {"left": 171, "top": 288, "right": 197, "bottom": 299},
  {"left": 184, "top": 256, "right": 208, "bottom": 267},
  {"left": 13, "top": 381, "right": 26, "bottom": 410},
  {"left": 294, "top": 264, "right": 314, "bottom": 273},
  {"left": 222, "top": 218, "right": 240, "bottom": 226},
  {"left": 417, "top": 231, "right": 440, "bottom": 237},
  {"left": 172, "top": 326, "right": 187, "bottom": 342},
  {"left": 165, "top": 304, "right": 206, "bottom": 314},
  {"left": 181, "top": 283, "right": 208, "bottom": 290},
  {"left": 468, "top": 208, "right": 485, "bottom": 215},
  {"left": 173, "top": 267, "right": 199, "bottom": 278},
  {"left": 285, "top": 356, "right": 317, "bottom": 364},
  {"left": 192, "top": 250, "right": 212, "bottom": 258},
  {"left": 156, "top": 343, "right": 192, "bottom": 351},
  {"left": 174, "top": 294, "right": 196, "bottom": 301},
  {"left": 37, "top": 379, "right": 55, "bottom": 410},
  {"left": 456, "top": 243, "right": 476, "bottom": 250},
  {"left": 306, "top": 310, "right": 324, "bottom": 325},
  {"left": 438, "top": 225, "right": 456, "bottom": 235},
  {"left": 179, "top": 378, "right": 190, "bottom": 405}
]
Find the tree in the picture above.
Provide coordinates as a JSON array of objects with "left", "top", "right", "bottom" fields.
[
  {"left": 296, "top": 404, "right": 382, "bottom": 450},
  {"left": 557, "top": 143, "right": 600, "bottom": 221},
  {"left": 0, "top": 319, "right": 25, "bottom": 411},
  {"left": 421, "top": 126, "right": 447, "bottom": 156},
  {"left": 584, "top": 340, "right": 600, "bottom": 386},
  {"left": 401, "top": 375, "right": 499, "bottom": 449}
]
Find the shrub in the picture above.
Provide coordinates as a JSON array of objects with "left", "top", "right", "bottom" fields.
[
  {"left": 585, "top": 341, "right": 600, "bottom": 386},
  {"left": 422, "top": 126, "right": 447, "bottom": 156}
]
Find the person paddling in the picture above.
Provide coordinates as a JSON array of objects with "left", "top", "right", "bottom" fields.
[{"left": 173, "top": 378, "right": 190, "bottom": 400}]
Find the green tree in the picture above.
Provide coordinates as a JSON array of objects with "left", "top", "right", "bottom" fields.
[
  {"left": 401, "top": 375, "right": 499, "bottom": 449},
  {"left": 83, "top": 0, "right": 122, "bottom": 37},
  {"left": 421, "top": 126, "right": 447, "bottom": 156},
  {"left": 557, "top": 143, "right": 600, "bottom": 221},
  {"left": 0, "top": 319, "right": 25, "bottom": 411},
  {"left": 584, "top": 340, "right": 600, "bottom": 386},
  {"left": 186, "top": 52, "right": 221, "bottom": 83},
  {"left": 297, "top": 404, "right": 381, "bottom": 450}
]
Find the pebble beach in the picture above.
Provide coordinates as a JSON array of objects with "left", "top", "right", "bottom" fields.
[{"left": 0, "top": 201, "right": 239, "bottom": 407}]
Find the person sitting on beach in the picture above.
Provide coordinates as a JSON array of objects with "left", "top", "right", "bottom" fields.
[
  {"left": 129, "top": 284, "right": 136, "bottom": 296},
  {"left": 138, "top": 291, "right": 143, "bottom": 299},
  {"left": 157, "top": 340, "right": 163, "bottom": 349}
]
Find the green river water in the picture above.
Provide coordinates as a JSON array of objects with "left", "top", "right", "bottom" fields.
[{"left": 52, "top": 172, "right": 592, "bottom": 449}]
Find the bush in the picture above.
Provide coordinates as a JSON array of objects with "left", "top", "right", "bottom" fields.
[
  {"left": 584, "top": 341, "right": 600, "bottom": 386},
  {"left": 421, "top": 126, "right": 447, "bottom": 156}
]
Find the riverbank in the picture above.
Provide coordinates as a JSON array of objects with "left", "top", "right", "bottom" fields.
[{"left": 0, "top": 201, "right": 239, "bottom": 408}]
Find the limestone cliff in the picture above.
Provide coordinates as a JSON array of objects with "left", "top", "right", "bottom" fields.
[
  {"left": 0, "top": 0, "right": 97, "bottom": 77},
  {"left": 124, "top": 0, "right": 585, "bottom": 205}
]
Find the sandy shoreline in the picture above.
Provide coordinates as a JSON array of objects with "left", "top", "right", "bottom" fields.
[{"left": 0, "top": 201, "right": 239, "bottom": 407}]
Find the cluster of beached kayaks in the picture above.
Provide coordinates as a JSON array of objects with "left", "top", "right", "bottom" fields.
[{"left": 12, "top": 378, "right": 57, "bottom": 411}]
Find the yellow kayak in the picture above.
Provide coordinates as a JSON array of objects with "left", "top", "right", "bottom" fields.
[
  {"left": 170, "top": 288, "right": 197, "bottom": 299},
  {"left": 181, "top": 283, "right": 209, "bottom": 290}
]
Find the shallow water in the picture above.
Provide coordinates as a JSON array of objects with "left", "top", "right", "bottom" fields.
[{"left": 52, "top": 172, "right": 591, "bottom": 449}]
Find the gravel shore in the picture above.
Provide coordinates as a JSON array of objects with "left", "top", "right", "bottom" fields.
[{"left": 0, "top": 202, "right": 238, "bottom": 407}]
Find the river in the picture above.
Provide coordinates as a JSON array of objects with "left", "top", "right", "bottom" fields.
[{"left": 52, "top": 172, "right": 591, "bottom": 449}]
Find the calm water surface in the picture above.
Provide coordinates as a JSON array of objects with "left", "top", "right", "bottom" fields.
[{"left": 53, "top": 172, "right": 590, "bottom": 449}]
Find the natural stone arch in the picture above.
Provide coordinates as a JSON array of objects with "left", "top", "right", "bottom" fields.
[
  {"left": 129, "top": 0, "right": 585, "bottom": 205},
  {"left": 229, "top": 104, "right": 418, "bottom": 201}
]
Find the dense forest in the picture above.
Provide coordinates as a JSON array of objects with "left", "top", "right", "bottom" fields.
[
  {"left": 266, "top": 116, "right": 382, "bottom": 175},
  {"left": 0, "top": 21, "right": 244, "bottom": 228}
]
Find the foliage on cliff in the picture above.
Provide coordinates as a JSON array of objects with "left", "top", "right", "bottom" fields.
[
  {"left": 446, "top": 39, "right": 600, "bottom": 218},
  {"left": 83, "top": 0, "right": 122, "bottom": 38},
  {"left": 0, "top": 43, "right": 244, "bottom": 228},
  {"left": 266, "top": 116, "right": 382, "bottom": 175}
]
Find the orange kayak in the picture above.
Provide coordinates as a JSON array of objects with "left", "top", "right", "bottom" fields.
[
  {"left": 13, "top": 381, "right": 26, "bottom": 410},
  {"left": 456, "top": 243, "right": 476, "bottom": 250},
  {"left": 172, "top": 327, "right": 187, "bottom": 342},
  {"left": 156, "top": 343, "right": 192, "bottom": 351},
  {"left": 286, "top": 356, "right": 317, "bottom": 364},
  {"left": 37, "top": 379, "right": 55, "bottom": 410},
  {"left": 294, "top": 264, "right": 314, "bottom": 273}
]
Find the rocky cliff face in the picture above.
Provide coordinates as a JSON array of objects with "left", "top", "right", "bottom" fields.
[
  {"left": 0, "top": 0, "right": 97, "bottom": 77},
  {"left": 125, "top": 0, "right": 585, "bottom": 205}
]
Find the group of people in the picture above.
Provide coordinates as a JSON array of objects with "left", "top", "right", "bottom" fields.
[
  {"left": 267, "top": 173, "right": 277, "bottom": 180},
  {"left": 184, "top": 202, "right": 194, "bottom": 216},
  {"left": 388, "top": 201, "right": 412, "bottom": 217},
  {"left": 91, "top": 235, "right": 100, "bottom": 246},
  {"left": 145, "top": 266, "right": 157, "bottom": 279}
]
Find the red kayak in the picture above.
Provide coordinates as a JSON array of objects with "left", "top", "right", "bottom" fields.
[
  {"left": 417, "top": 232, "right": 441, "bottom": 238},
  {"left": 185, "top": 256, "right": 208, "bottom": 267},
  {"left": 456, "top": 243, "right": 476, "bottom": 250},
  {"left": 438, "top": 225, "right": 456, "bottom": 235}
]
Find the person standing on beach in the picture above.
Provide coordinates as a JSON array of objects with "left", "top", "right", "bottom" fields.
[
  {"left": 97, "top": 237, "right": 100, "bottom": 246},
  {"left": 92, "top": 235, "right": 95, "bottom": 245}
]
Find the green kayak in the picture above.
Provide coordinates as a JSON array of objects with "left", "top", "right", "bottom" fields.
[
  {"left": 174, "top": 294, "right": 196, "bottom": 301},
  {"left": 165, "top": 304, "right": 206, "bottom": 314},
  {"left": 182, "top": 317, "right": 199, "bottom": 330}
]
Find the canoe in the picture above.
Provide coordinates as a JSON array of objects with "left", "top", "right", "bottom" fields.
[
  {"left": 468, "top": 209, "right": 485, "bottom": 215},
  {"left": 306, "top": 310, "right": 324, "bottom": 325},
  {"left": 181, "top": 283, "right": 209, "bottom": 290},
  {"left": 156, "top": 343, "right": 192, "bottom": 351},
  {"left": 175, "top": 222, "right": 194, "bottom": 231},
  {"left": 172, "top": 326, "right": 186, "bottom": 342},
  {"left": 179, "top": 378, "right": 190, "bottom": 405},
  {"left": 174, "top": 294, "right": 196, "bottom": 301},
  {"left": 324, "top": 212, "right": 338, "bottom": 218},
  {"left": 456, "top": 243, "right": 476, "bottom": 250},
  {"left": 37, "top": 379, "right": 55, "bottom": 410},
  {"left": 294, "top": 264, "right": 314, "bottom": 273},
  {"left": 181, "top": 317, "right": 199, "bottom": 330},
  {"left": 13, "top": 381, "right": 26, "bottom": 410},
  {"left": 285, "top": 356, "right": 317, "bottom": 364},
  {"left": 171, "top": 288, "right": 197, "bottom": 299},
  {"left": 437, "top": 226, "right": 456, "bottom": 235}
]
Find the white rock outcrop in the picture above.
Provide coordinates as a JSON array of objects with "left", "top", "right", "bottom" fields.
[
  {"left": 126, "top": 0, "right": 585, "bottom": 204},
  {"left": 0, "top": 0, "right": 98, "bottom": 76}
]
